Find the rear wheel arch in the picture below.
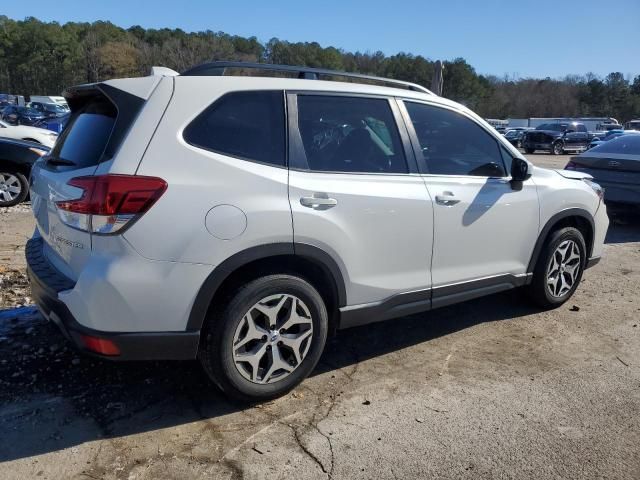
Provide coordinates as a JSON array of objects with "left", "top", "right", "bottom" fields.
[
  {"left": 187, "top": 243, "right": 346, "bottom": 334},
  {"left": 527, "top": 209, "right": 595, "bottom": 272},
  {"left": 0, "top": 159, "right": 31, "bottom": 177}
]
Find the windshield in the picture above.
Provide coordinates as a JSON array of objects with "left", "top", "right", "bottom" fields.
[
  {"left": 536, "top": 123, "right": 567, "bottom": 132},
  {"left": 590, "top": 135, "right": 640, "bottom": 155},
  {"left": 44, "top": 104, "right": 66, "bottom": 113},
  {"left": 19, "top": 107, "right": 41, "bottom": 115}
]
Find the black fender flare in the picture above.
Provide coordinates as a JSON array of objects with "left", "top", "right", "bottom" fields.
[
  {"left": 527, "top": 208, "right": 595, "bottom": 273},
  {"left": 186, "top": 243, "right": 347, "bottom": 331}
]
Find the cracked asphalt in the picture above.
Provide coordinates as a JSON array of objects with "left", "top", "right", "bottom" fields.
[{"left": 0, "top": 154, "right": 639, "bottom": 479}]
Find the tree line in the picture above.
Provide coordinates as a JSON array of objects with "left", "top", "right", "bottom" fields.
[{"left": 1, "top": 16, "right": 639, "bottom": 122}]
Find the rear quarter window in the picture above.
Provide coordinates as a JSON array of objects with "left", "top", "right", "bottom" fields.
[{"left": 183, "top": 90, "right": 286, "bottom": 167}]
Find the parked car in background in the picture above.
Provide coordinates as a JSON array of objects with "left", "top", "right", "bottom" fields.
[
  {"left": 588, "top": 130, "right": 640, "bottom": 150},
  {"left": 504, "top": 129, "right": 526, "bottom": 148},
  {"left": 33, "top": 112, "right": 70, "bottom": 134},
  {"left": 26, "top": 62, "right": 608, "bottom": 402},
  {"left": 29, "top": 95, "right": 69, "bottom": 110},
  {"left": 0, "top": 120, "right": 58, "bottom": 147},
  {"left": 1, "top": 105, "right": 46, "bottom": 126},
  {"left": 29, "top": 101, "right": 68, "bottom": 118},
  {"left": 0, "top": 137, "right": 49, "bottom": 207},
  {"left": 566, "top": 134, "right": 640, "bottom": 207},
  {"left": 522, "top": 122, "right": 591, "bottom": 155},
  {"left": 625, "top": 120, "right": 640, "bottom": 131}
]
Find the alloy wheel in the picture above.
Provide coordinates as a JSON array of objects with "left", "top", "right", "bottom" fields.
[
  {"left": 0, "top": 173, "right": 22, "bottom": 203},
  {"left": 232, "top": 293, "right": 313, "bottom": 384},
  {"left": 553, "top": 142, "right": 563, "bottom": 155},
  {"left": 546, "top": 239, "right": 582, "bottom": 297}
]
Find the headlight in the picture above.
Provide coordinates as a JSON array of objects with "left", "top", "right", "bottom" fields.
[{"left": 583, "top": 178, "right": 604, "bottom": 200}]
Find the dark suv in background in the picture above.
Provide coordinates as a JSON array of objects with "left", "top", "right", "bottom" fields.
[{"left": 523, "top": 122, "right": 591, "bottom": 155}]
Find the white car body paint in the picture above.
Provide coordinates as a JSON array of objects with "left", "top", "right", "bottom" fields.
[
  {"left": 0, "top": 120, "right": 58, "bottom": 147},
  {"left": 27, "top": 71, "right": 609, "bottom": 337}
]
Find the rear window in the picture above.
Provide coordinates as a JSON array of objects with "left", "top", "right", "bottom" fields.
[
  {"left": 50, "top": 96, "right": 116, "bottom": 168},
  {"left": 183, "top": 90, "right": 285, "bottom": 167},
  {"left": 591, "top": 135, "right": 640, "bottom": 154}
]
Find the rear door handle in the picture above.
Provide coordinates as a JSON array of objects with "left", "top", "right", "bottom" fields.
[
  {"left": 435, "top": 191, "right": 460, "bottom": 206},
  {"left": 300, "top": 194, "right": 338, "bottom": 210}
]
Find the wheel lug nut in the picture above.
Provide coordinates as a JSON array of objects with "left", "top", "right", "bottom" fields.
[
  {"left": 278, "top": 341, "right": 283, "bottom": 346},
  {"left": 262, "top": 335, "right": 267, "bottom": 341},
  {"left": 279, "top": 329, "right": 284, "bottom": 334},
  {"left": 266, "top": 345, "right": 271, "bottom": 351}
]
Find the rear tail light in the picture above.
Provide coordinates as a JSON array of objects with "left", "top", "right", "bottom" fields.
[
  {"left": 565, "top": 161, "right": 577, "bottom": 170},
  {"left": 55, "top": 174, "right": 167, "bottom": 234}
]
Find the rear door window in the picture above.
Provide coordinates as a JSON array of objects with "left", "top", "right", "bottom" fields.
[
  {"left": 296, "top": 95, "right": 408, "bottom": 173},
  {"left": 183, "top": 90, "right": 286, "bottom": 167},
  {"left": 49, "top": 96, "right": 116, "bottom": 168}
]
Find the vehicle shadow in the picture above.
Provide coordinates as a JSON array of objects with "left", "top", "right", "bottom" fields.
[
  {"left": 605, "top": 209, "right": 640, "bottom": 244},
  {"left": 0, "top": 290, "right": 539, "bottom": 462}
]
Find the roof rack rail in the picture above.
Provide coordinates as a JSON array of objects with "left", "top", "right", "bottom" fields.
[{"left": 180, "top": 61, "right": 433, "bottom": 95}]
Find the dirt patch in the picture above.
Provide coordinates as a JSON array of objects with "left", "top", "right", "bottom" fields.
[{"left": 0, "top": 267, "right": 30, "bottom": 308}]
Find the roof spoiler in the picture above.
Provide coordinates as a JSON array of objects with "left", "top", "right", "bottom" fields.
[{"left": 150, "top": 66, "right": 180, "bottom": 77}]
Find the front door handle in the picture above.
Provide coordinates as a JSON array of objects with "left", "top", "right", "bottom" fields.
[
  {"left": 435, "top": 191, "right": 460, "bottom": 206},
  {"left": 300, "top": 193, "right": 338, "bottom": 210}
]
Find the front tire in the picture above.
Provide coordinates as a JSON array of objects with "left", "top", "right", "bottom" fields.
[
  {"left": 525, "top": 148, "right": 535, "bottom": 154},
  {"left": 199, "top": 274, "right": 328, "bottom": 402},
  {"left": 527, "top": 227, "right": 586, "bottom": 308},
  {"left": 0, "top": 171, "right": 28, "bottom": 207}
]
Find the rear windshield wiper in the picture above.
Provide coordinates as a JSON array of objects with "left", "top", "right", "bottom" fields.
[{"left": 46, "top": 157, "right": 76, "bottom": 167}]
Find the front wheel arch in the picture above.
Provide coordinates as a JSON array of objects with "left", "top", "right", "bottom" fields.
[{"left": 527, "top": 209, "right": 595, "bottom": 273}]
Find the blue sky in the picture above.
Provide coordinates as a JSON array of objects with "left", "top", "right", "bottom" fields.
[{"left": 4, "top": 0, "right": 639, "bottom": 79}]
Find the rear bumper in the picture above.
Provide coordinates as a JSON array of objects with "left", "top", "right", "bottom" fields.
[{"left": 26, "top": 237, "right": 200, "bottom": 361}]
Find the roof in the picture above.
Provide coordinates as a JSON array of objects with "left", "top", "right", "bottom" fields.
[{"left": 173, "top": 74, "right": 464, "bottom": 112}]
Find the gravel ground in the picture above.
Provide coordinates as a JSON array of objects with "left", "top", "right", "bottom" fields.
[{"left": 0, "top": 154, "right": 638, "bottom": 479}]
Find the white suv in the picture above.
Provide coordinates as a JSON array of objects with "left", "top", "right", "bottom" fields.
[{"left": 27, "top": 63, "right": 608, "bottom": 401}]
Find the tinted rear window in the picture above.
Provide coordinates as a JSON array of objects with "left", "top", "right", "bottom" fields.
[
  {"left": 50, "top": 96, "right": 116, "bottom": 168},
  {"left": 591, "top": 135, "right": 640, "bottom": 154},
  {"left": 183, "top": 90, "right": 285, "bottom": 167}
]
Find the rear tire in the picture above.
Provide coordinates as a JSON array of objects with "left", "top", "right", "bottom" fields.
[
  {"left": 527, "top": 227, "right": 586, "bottom": 308},
  {"left": 0, "top": 170, "right": 28, "bottom": 207},
  {"left": 551, "top": 141, "right": 564, "bottom": 155},
  {"left": 199, "top": 274, "right": 328, "bottom": 402}
]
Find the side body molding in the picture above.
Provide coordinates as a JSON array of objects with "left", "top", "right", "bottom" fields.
[{"left": 186, "top": 243, "right": 347, "bottom": 331}]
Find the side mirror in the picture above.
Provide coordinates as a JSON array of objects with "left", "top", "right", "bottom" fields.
[{"left": 511, "top": 157, "right": 531, "bottom": 188}]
